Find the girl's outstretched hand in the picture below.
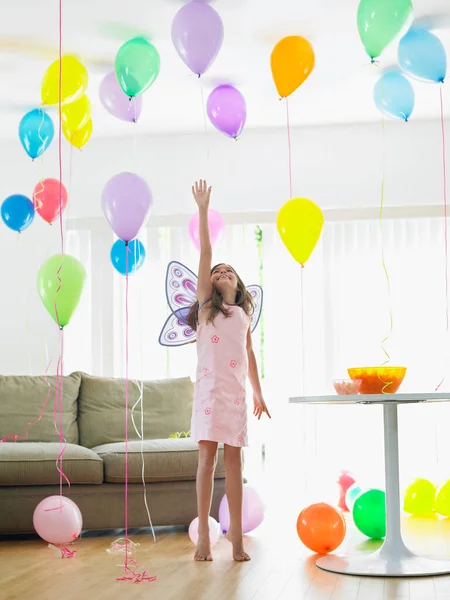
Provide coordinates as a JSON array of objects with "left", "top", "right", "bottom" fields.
[
  {"left": 253, "top": 392, "right": 271, "bottom": 420},
  {"left": 192, "top": 179, "right": 212, "bottom": 210}
]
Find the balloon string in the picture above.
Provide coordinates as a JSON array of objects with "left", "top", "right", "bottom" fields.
[
  {"left": 125, "top": 246, "right": 130, "bottom": 571},
  {"left": 286, "top": 98, "right": 293, "bottom": 198},
  {"left": 379, "top": 109, "right": 393, "bottom": 393},
  {"left": 436, "top": 84, "right": 449, "bottom": 391},
  {"left": 300, "top": 267, "right": 305, "bottom": 397},
  {"left": 199, "top": 78, "right": 210, "bottom": 167},
  {"left": 58, "top": 0, "right": 64, "bottom": 255}
]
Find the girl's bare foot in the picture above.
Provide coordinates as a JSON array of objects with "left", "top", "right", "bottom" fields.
[
  {"left": 194, "top": 534, "right": 213, "bottom": 561},
  {"left": 226, "top": 528, "right": 251, "bottom": 562}
]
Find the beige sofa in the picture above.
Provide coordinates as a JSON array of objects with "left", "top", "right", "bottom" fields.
[{"left": 0, "top": 372, "right": 225, "bottom": 535}]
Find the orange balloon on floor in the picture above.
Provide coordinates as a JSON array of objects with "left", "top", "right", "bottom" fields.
[
  {"left": 270, "top": 36, "right": 315, "bottom": 98},
  {"left": 297, "top": 503, "right": 346, "bottom": 554}
]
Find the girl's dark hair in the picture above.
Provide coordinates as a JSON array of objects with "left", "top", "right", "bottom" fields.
[{"left": 186, "top": 264, "right": 254, "bottom": 332}]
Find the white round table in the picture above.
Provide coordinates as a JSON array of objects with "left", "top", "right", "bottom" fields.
[{"left": 289, "top": 393, "right": 450, "bottom": 577}]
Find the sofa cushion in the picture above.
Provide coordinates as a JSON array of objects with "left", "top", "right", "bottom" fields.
[
  {"left": 0, "top": 442, "right": 103, "bottom": 486},
  {"left": 0, "top": 373, "right": 81, "bottom": 444},
  {"left": 78, "top": 374, "right": 194, "bottom": 448},
  {"left": 92, "top": 438, "right": 225, "bottom": 483}
]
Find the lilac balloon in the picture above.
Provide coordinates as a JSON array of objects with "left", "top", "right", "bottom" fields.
[
  {"left": 207, "top": 85, "right": 247, "bottom": 139},
  {"left": 218, "top": 487, "right": 265, "bottom": 535},
  {"left": 171, "top": 1, "right": 224, "bottom": 76},
  {"left": 102, "top": 172, "right": 152, "bottom": 242},
  {"left": 99, "top": 72, "right": 142, "bottom": 122},
  {"left": 189, "top": 208, "right": 224, "bottom": 252}
]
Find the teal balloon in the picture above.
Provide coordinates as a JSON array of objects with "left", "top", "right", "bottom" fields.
[
  {"left": 373, "top": 71, "right": 415, "bottom": 121},
  {"left": 19, "top": 109, "right": 54, "bottom": 159},
  {"left": 345, "top": 484, "right": 363, "bottom": 512},
  {"left": 398, "top": 28, "right": 447, "bottom": 83},
  {"left": 114, "top": 37, "right": 161, "bottom": 97},
  {"left": 353, "top": 489, "right": 386, "bottom": 539},
  {"left": 110, "top": 239, "right": 146, "bottom": 275}
]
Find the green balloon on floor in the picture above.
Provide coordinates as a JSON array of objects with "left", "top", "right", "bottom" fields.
[{"left": 352, "top": 489, "right": 386, "bottom": 540}]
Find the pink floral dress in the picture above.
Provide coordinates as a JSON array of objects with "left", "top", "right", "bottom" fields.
[{"left": 191, "top": 304, "right": 250, "bottom": 447}]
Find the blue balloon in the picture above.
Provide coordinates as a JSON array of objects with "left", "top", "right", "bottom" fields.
[
  {"left": 110, "top": 239, "right": 146, "bottom": 275},
  {"left": 18, "top": 109, "right": 54, "bottom": 160},
  {"left": 1, "top": 194, "right": 35, "bottom": 232},
  {"left": 398, "top": 28, "right": 447, "bottom": 83},
  {"left": 373, "top": 71, "right": 415, "bottom": 121}
]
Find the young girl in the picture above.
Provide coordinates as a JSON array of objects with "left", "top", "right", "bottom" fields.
[{"left": 186, "top": 180, "right": 271, "bottom": 562}]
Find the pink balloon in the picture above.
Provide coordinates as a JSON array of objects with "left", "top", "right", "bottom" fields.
[
  {"left": 33, "top": 496, "right": 82, "bottom": 545},
  {"left": 171, "top": 1, "right": 224, "bottom": 76},
  {"left": 188, "top": 516, "right": 221, "bottom": 546},
  {"left": 218, "top": 487, "right": 265, "bottom": 534},
  {"left": 102, "top": 172, "right": 152, "bottom": 242},
  {"left": 189, "top": 209, "right": 224, "bottom": 251},
  {"left": 99, "top": 72, "right": 143, "bottom": 122}
]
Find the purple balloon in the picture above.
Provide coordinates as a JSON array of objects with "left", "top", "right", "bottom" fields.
[
  {"left": 218, "top": 487, "right": 265, "bottom": 535},
  {"left": 102, "top": 172, "right": 152, "bottom": 242},
  {"left": 207, "top": 85, "right": 247, "bottom": 139},
  {"left": 99, "top": 72, "right": 142, "bottom": 122},
  {"left": 171, "top": 1, "right": 224, "bottom": 76}
]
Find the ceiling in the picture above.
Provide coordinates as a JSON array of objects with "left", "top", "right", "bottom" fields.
[{"left": 1, "top": 0, "right": 450, "bottom": 139}]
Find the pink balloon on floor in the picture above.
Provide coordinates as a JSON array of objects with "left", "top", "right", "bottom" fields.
[
  {"left": 189, "top": 208, "right": 224, "bottom": 251},
  {"left": 219, "top": 486, "right": 265, "bottom": 534},
  {"left": 33, "top": 496, "right": 82, "bottom": 545},
  {"left": 188, "top": 516, "right": 221, "bottom": 546}
]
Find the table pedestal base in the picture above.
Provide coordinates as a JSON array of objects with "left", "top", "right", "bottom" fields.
[{"left": 317, "top": 548, "right": 450, "bottom": 577}]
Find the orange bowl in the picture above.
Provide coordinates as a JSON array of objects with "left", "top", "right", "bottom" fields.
[{"left": 347, "top": 367, "right": 407, "bottom": 395}]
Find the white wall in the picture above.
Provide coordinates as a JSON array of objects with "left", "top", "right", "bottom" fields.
[{"left": 0, "top": 118, "right": 448, "bottom": 375}]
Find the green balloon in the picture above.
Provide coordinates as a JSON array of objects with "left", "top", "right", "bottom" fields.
[
  {"left": 37, "top": 254, "right": 87, "bottom": 328},
  {"left": 357, "top": 0, "right": 413, "bottom": 60},
  {"left": 353, "top": 489, "right": 386, "bottom": 539},
  {"left": 114, "top": 36, "right": 160, "bottom": 97}
]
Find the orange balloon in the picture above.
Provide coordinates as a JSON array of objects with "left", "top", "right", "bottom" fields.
[
  {"left": 270, "top": 36, "right": 315, "bottom": 98},
  {"left": 297, "top": 503, "right": 346, "bottom": 554}
]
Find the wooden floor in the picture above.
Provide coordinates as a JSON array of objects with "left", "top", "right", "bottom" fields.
[{"left": 3, "top": 512, "right": 450, "bottom": 600}]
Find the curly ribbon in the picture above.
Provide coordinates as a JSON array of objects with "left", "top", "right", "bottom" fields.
[
  {"left": 436, "top": 84, "right": 449, "bottom": 391},
  {"left": 376, "top": 78, "right": 394, "bottom": 394},
  {"left": 49, "top": 543, "right": 77, "bottom": 559}
]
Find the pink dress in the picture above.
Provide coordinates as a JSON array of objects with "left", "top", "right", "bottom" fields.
[{"left": 191, "top": 304, "right": 250, "bottom": 448}]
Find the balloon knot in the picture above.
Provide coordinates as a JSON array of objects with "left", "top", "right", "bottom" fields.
[
  {"left": 59, "top": 326, "right": 63, "bottom": 331},
  {"left": 198, "top": 74, "right": 201, "bottom": 79},
  {"left": 125, "top": 241, "right": 129, "bottom": 247}
]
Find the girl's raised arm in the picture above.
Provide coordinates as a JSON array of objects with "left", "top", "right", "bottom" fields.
[{"left": 192, "top": 179, "right": 213, "bottom": 304}]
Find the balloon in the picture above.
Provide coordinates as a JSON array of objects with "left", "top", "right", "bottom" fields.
[
  {"left": 188, "top": 516, "right": 221, "bottom": 546},
  {"left": 19, "top": 109, "right": 54, "bottom": 160},
  {"left": 110, "top": 239, "right": 146, "bottom": 275},
  {"left": 218, "top": 487, "right": 265, "bottom": 535},
  {"left": 398, "top": 28, "right": 447, "bottom": 84},
  {"left": 171, "top": 1, "right": 224, "bottom": 76},
  {"left": 102, "top": 172, "right": 152, "bottom": 242},
  {"left": 357, "top": 0, "right": 413, "bottom": 60},
  {"left": 270, "top": 36, "right": 315, "bottom": 98},
  {"left": 33, "top": 178, "right": 68, "bottom": 224},
  {"left": 99, "top": 71, "right": 143, "bottom": 122},
  {"left": 373, "top": 71, "right": 415, "bottom": 121},
  {"left": 61, "top": 94, "right": 91, "bottom": 132},
  {"left": 37, "top": 254, "right": 87, "bottom": 328},
  {"left": 277, "top": 198, "right": 324, "bottom": 266},
  {"left": 33, "top": 495, "right": 82, "bottom": 545},
  {"left": 296, "top": 503, "right": 346, "bottom": 554},
  {"left": 41, "top": 56, "right": 88, "bottom": 106},
  {"left": 189, "top": 209, "right": 224, "bottom": 252},
  {"left": 337, "top": 470, "right": 356, "bottom": 511},
  {"left": 434, "top": 480, "right": 450, "bottom": 517},
  {"left": 207, "top": 85, "right": 246, "bottom": 139},
  {"left": 353, "top": 489, "right": 386, "bottom": 539},
  {"left": 63, "top": 118, "right": 92, "bottom": 150},
  {"left": 1, "top": 194, "right": 34, "bottom": 232},
  {"left": 404, "top": 478, "right": 436, "bottom": 516},
  {"left": 114, "top": 37, "right": 160, "bottom": 97},
  {"left": 346, "top": 484, "right": 363, "bottom": 512}
]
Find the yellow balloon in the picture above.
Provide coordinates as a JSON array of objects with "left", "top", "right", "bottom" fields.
[
  {"left": 63, "top": 118, "right": 92, "bottom": 150},
  {"left": 61, "top": 95, "right": 92, "bottom": 132},
  {"left": 277, "top": 198, "right": 324, "bottom": 266},
  {"left": 41, "top": 56, "right": 88, "bottom": 106},
  {"left": 403, "top": 479, "right": 436, "bottom": 516},
  {"left": 435, "top": 480, "right": 450, "bottom": 517}
]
